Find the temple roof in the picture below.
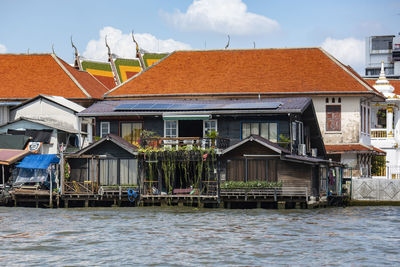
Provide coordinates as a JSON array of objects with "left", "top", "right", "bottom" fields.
[
  {"left": 0, "top": 54, "right": 108, "bottom": 100},
  {"left": 105, "top": 48, "right": 384, "bottom": 99}
]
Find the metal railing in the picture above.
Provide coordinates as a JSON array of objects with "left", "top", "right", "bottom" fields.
[
  {"left": 141, "top": 137, "right": 230, "bottom": 150},
  {"left": 220, "top": 187, "right": 308, "bottom": 199}
]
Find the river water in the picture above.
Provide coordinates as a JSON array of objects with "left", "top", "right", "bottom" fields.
[{"left": 0, "top": 206, "right": 399, "bottom": 266}]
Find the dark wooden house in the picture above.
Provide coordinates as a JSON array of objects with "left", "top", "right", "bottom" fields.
[
  {"left": 64, "top": 134, "right": 138, "bottom": 195},
  {"left": 77, "top": 97, "right": 342, "bottom": 207}
]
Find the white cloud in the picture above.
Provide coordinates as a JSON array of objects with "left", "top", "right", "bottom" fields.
[
  {"left": 162, "top": 0, "right": 280, "bottom": 35},
  {"left": 321, "top": 37, "right": 365, "bottom": 72},
  {"left": 83, "top": 26, "right": 191, "bottom": 61},
  {"left": 0, "top": 44, "right": 6, "bottom": 53}
]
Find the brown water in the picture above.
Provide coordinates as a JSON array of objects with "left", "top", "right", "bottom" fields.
[{"left": 0, "top": 206, "right": 399, "bottom": 266}]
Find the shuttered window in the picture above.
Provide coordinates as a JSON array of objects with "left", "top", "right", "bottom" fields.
[{"left": 326, "top": 105, "right": 341, "bottom": 131}]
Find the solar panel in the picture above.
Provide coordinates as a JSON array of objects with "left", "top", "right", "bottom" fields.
[
  {"left": 223, "top": 102, "right": 282, "bottom": 110},
  {"left": 152, "top": 103, "right": 173, "bottom": 109},
  {"left": 114, "top": 101, "right": 282, "bottom": 111},
  {"left": 134, "top": 103, "right": 156, "bottom": 109},
  {"left": 114, "top": 103, "right": 138, "bottom": 110}
]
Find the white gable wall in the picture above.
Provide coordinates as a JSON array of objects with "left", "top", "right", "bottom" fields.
[
  {"left": 10, "top": 98, "right": 79, "bottom": 130},
  {"left": 312, "top": 96, "right": 366, "bottom": 144}
]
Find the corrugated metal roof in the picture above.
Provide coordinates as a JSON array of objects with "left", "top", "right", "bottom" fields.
[{"left": 79, "top": 97, "right": 311, "bottom": 116}]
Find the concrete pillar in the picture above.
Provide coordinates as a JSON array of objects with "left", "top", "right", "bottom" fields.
[
  {"left": 257, "top": 202, "right": 262, "bottom": 209},
  {"left": 85, "top": 199, "right": 89, "bottom": 208},
  {"left": 226, "top": 202, "right": 231, "bottom": 209},
  {"left": 277, "top": 201, "right": 286, "bottom": 210}
]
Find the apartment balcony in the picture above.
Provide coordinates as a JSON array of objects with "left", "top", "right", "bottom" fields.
[
  {"left": 141, "top": 137, "right": 231, "bottom": 150},
  {"left": 371, "top": 129, "right": 388, "bottom": 139}
]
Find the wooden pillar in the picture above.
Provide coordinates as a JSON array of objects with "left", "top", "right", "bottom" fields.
[
  {"left": 2, "top": 165, "right": 5, "bottom": 188},
  {"left": 85, "top": 199, "right": 89, "bottom": 208},
  {"left": 64, "top": 199, "right": 69, "bottom": 208},
  {"left": 197, "top": 199, "right": 204, "bottom": 208},
  {"left": 49, "top": 173, "right": 53, "bottom": 208},
  {"left": 257, "top": 201, "right": 262, "bottom": 209},
  {"left": 178, "top": 200, "right": 184, "bottom": 207},
  {"left": 277, "top": 201, "right": 286, "bottom": 210},
  {"left": 226, "top": 202, "right": 231, "bottom": 209},
  {"left": 295, "top": 202, "right": 301, "bottom": 209}
]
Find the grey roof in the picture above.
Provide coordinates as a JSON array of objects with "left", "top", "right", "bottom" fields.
[
  {"left": 79, "top": 97, "right": 312, "bottom": 117},
  {"left": 221, "top": 134, "right": 290, "bottom": 155},
  {"left": 73, "top": 134, "right": 138, "bottom": 156},
  {"left": 11, "top": 95, "right": 85, "bottom": 113},
  {"left": 0, "top": 117, "right": 78, "bottom": 134}
]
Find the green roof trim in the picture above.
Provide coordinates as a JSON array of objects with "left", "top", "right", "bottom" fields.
[
  {"left": 81, "top": 61, "right": 112, "bottom": 72},
  {"left": 143, "top": 53, "right": 169, "bottom": 67},
  {"left": 114, "top": 58, "right": 141, "bottom": 80}
]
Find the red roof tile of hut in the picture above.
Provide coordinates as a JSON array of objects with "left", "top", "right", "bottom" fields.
[
  {"left": 106, "top": 48, "right": 383, "bottom": 98},
  {"left": 0, "top": 54, "right": 109, "bottom": 100}
]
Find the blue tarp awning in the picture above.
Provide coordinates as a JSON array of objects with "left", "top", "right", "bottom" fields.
[{"left": 17, "top": 154, "right": 59, "bottom": 169}]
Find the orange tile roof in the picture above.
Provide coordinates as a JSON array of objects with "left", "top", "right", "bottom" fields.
[
  {"left": 0, "top": 54, "right": 108, "bottom": 99},
  {"left": 365, "top": 78, "right": 400, "bottom": 95},
  {"left": 325, "top": 144, "right": 386, "bottom": 155},
  {"left": 107, "top": 48, "right": 383, "bottom": 98}
]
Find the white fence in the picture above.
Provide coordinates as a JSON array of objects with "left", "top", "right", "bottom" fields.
[{"left": 352, "top": 178, "right": 400, "bottom": 201}]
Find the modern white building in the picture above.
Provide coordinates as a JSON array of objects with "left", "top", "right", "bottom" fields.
[{"left": 365, "top": 34, "right": 400, "bottom": 78}]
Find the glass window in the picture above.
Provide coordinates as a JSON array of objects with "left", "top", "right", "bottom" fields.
[
  {"left": 242, "top": 122, "right": 278, "bottom": 142},
  {"left": 204, "top": 120, "right": 217, "bottom": 136},
  {"left": 165, "top": 120, "right": 178, "bottom": 137},
  {"left": 121, "top": 122, "right": 142, "bottom": 144},
  {"left": 100, "top": 122, "right": 110, "bottom": 138}
]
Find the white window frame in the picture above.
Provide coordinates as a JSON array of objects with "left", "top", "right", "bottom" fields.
[
  {"left": 164, "top": 120, "right": 178, "bottom": 138},
  {"left": 100, "top": 122, "right": 110, "bottom": 138},
  {"left": 203, "top": 120, "right": 218, "bottom": 137}
]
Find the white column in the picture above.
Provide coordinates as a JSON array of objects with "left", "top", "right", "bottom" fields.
[{"left": 387, "top": 107, "right": 394, "bottom": 137}]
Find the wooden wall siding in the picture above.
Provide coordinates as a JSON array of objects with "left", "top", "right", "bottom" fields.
[
  {"left": 226, "top": 159, "right": 278, "bottom": 182},
  {"left": 223, "top": 141, "right": 280, "bottom": 159},
  {"left": 226, "top": 159, "right": 245, "bottom": 181},
  {"left": 83, "top": 141, "right": 134, "bottom": 158},
  {"left": 278, "top": 161, "right": 312, "bottom": 192},
  {"left": 218, "top": 116, "right": 290, "bottom": 145}
]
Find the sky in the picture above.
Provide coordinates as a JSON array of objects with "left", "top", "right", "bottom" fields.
[{"left": 1, "top": 0, "right": 399, "bottom": 74}]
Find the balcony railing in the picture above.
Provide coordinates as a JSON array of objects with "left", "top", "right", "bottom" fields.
[
  {"left": 371, "top": 129, "right": 387, "bottom": 138},
  {"left": 141, "top": 137, "right": 230, "bottom": 150}
]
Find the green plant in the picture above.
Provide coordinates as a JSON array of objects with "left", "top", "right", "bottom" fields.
[
  {"left": 221, "top": 181, "right": 282, "bottom": 189},
  {"left": 206, "top": 130, "right": 219, "bottom": 139},
  {"left": 278, "top": 134, "right": 290, "bottom": 149}
]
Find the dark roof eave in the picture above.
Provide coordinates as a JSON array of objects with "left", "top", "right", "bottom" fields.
[
  {"left": 78, "top": 109, "right": 304, "bottom": 117},
  {"left": 104, "top": 91, "right": 385, "bottom": 99}
]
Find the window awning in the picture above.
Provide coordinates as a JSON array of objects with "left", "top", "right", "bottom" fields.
[
  {"left": 0, "top": 149, "right": 30, "bottom": 165},
  {"left": 17, "top": 154, "right": 59, "bottom": 169},
  {"left": 163, "top": 114, "right": 211, "bottom": 120}
]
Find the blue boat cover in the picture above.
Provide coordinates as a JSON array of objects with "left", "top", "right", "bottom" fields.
[{"left": 17, "top": 154, "right": 59, "bottom": 169}]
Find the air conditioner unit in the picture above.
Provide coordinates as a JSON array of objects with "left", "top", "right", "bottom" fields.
[
  {"left": 298, "top": 144, "right": 306, "bottom": 156},
  {"left": 311, "top": 148, "right": 318, "bottom": 158}
]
